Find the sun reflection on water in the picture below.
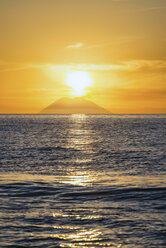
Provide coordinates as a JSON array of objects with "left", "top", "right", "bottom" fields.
[
  {"left": 52, "top": 210, "right": 102, "bottom": 220},
  {"left": 60, "top": 114, "right": 97, "bottom": 186},
  {"left": 49, "top": 115, "right": 123, "bottom": 248},
  {"left": 51, "top": 229, "right": 102, "bottom": 241},
  {"left": 62, "top": 175, "right": 93, "bottom": 186},
  {"left": 49, "top": 228, "right": 122, "bottom": 248}
]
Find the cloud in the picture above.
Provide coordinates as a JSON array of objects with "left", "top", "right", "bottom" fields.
[
  {"left": 114, "top": 88, "right": 166, "bottom": 101},
  {"left": 46, "top": 60, "right": 166, "bottom": 72},
  {"left": 71, "top": 37, "right": 137, "bottom": 50},
  {"left": 66, "top": 42, "right": 113, "bottom": 50},
  {"left": 96, "top": 87, "right": 166, "bottom": 104},
  {"left": 66, "top": 42, "right": 84, "bottom": 49},
  {"left": 65, "top": 41, "right": 113, "bottom": 50},
  {"left": 0, "top": 61, "right": 29, "bottom": 72},
  {"left": 1, "top": 60, "right": 166, "bottom": 73},
  {"left": 132, "top": 6, "right": 165, "bottom": 13}
]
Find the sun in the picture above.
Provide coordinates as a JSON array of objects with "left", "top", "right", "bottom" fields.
[{"left": 65, "top": 71, "right": 92, "bottom": 96}]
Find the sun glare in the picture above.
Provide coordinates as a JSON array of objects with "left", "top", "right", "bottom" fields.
[{"left": 65, "top": 71, "right": 92, "bottom": 96}]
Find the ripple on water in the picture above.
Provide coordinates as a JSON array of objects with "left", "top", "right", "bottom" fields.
[{"left": 0, "top": 115, "right": 166, "bottom": 247}]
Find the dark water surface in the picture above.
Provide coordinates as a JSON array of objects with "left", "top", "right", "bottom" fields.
[{"left": 0, "top": 115, "right": 166, "bottom": 248}]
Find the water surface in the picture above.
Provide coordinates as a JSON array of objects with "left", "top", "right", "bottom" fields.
[{"left": 0, "top": 115, "right": 166, "bottom": 247}]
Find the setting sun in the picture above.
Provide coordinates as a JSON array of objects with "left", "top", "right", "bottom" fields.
[{"left": 65, "top": 71, "right": 92, "bottom": 96}]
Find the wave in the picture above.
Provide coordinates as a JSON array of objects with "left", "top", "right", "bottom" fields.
[{"left": 61, "top": 187, "right": 166, "bottom": 201}]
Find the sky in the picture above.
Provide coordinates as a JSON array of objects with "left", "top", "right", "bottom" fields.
[{"left": 0, "top": 0, "right": 166, "bottom": 113}]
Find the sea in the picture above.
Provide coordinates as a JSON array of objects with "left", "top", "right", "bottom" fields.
[{"left": 0, "top": 114, "right": 166, "bottom": 248}]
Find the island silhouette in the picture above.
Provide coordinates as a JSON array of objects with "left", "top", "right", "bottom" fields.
[{"left": 40, "top": 97, "right": 110, "bottom": 114}]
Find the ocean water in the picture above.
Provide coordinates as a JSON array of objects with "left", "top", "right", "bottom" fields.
[{"left": 0, "top": 114, "right": 166, "bottom": 248}]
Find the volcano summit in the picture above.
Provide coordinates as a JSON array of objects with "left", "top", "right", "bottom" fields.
[{"left": 40, "top": 97, "right": 110, "bottom": 114}]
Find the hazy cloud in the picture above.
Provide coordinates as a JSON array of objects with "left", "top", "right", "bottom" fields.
[
  {"left": 45, "top": 60, "right": 166, "bottom": 72},
  {"left": 114, "top": 88, "right": 166, "bottom": 101},
  {"left": 1, "top": 60, "right": 166, "bottom": 73},
  {"left": 66, "top": 42, "right": 84, "bottom": 49},
  {"left": 0, "top": 61, "right": 29, "bottom": 72},
  {"left": 131, "top": 6, "right": 165, "bottom": 13},
  {"left": 97, "top": 87, "right": 166, "bottom": 104}
]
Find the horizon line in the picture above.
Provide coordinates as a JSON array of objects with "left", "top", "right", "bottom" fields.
[{"left": 0, "top": 113, "right": 166, "bottom": 115}]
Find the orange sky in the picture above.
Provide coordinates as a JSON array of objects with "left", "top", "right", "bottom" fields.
[{"left": 0, "top": 0, "right": 166, "bottom": 113}]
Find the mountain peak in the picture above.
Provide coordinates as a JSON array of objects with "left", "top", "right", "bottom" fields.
[{"left": 40, "top": 97, "right": 110, "bottom": 114}]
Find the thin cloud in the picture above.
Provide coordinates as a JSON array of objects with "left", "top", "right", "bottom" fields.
[
  {"left": 83, "top": 42, "right": 112, "bottom": 50},
  {"left": 0, "top": 61, "right": 29, "bottom": 72},
  {"left": 108, "top": 88, "right": 166, "bottom": 101},
  {"left": 128, "top": 6, "right": 165, "bottom": 13},
  {"left": 45, "top": 60, "right": 166, "bottom": 72},
  {"left": 66, "top": 42, "right": 84, "bottom": 49},
  {"left": 1, "top": 60, "right": 166, "bottom": 73},
  {"left": 58, "top": 37, "right": 139, "bottom": 52},
  {"left": 66, "top": 42, "right": 110, "bottom": 50}
]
